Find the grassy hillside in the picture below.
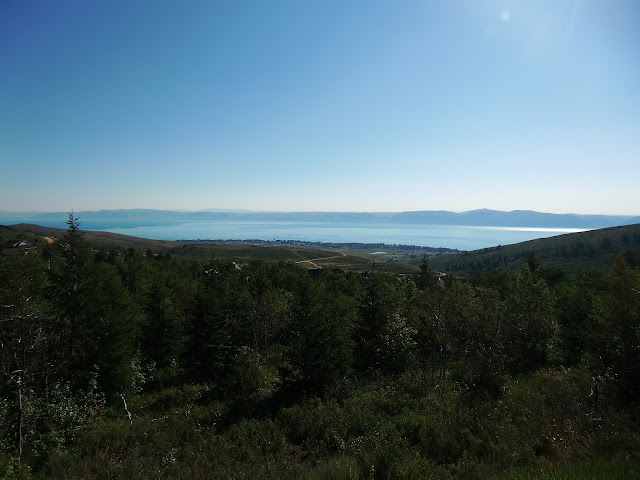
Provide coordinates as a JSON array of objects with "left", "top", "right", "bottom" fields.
[
  {"left": 0, "top": 225, "right": 56, "bottom": 256},
  {"left": 429, "top": 223, "right": 640, "bottom": 276},
  {"left": 6, "top": 223, "right": 180, "bottom": 252},
  {"left": 5, "top": 223, "right": 420, "bottom": 273}
]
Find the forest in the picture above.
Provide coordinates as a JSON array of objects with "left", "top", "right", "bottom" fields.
[{"left": 1, "top": 215, "right": 639, "bottom": 479}]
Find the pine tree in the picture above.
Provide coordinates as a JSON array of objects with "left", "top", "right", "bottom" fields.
[
  {"left": 601, "top": 254, "right": 640, "bottom": 403},
  {"left": 48, "top": 213, "right": 135, "bottom": 399},
  {"left": 141, "top": 277, "right": 183, "bottom": 371},
  {"left": 503, "top": 265, "right": 556, "bottom": 374}
]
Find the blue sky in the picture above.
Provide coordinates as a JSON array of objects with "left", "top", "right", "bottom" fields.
[{"left": 1, "top": 0, "right": 639, "bottom": 214}]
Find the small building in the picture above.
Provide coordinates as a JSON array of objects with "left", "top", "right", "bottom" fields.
[
  {"left": 5, "top": 240, "right": 30, "bottom": 249},
  {"left": 3, "top": 239, "right": 37, "bottom": 255}
]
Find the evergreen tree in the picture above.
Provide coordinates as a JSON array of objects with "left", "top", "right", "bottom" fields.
[
  {"left": 418, "top": 255, "right": 438, "bottom": 290},
  {"left": 601, "top": 254, "right": 640, "bottom": 403},
  {"left": 141, "top": 277, "right": 183, "bottom": 372},
  {"left": 47, "top": 212, "right": 92, "bottom": 387},
  {"left": 185, "top": 261, "right": 235, "bottom": 385},
  {"left": 553, "top": 268, "right": 605, "bottom": 366},
  {"left": 355, "top": 272, "right": 412, "bottom": 373},
  {"left": 286, "top": 272, "right": 354, "bottom": 397},
  {"left": 81, "top": 262, "right": 135, "bottom": 398},
  {"left": 502, "top": 265, "right": 556, "bottom": 374},
  {"left": 47, "top": 214, "right": 135, "bottom": 399}
]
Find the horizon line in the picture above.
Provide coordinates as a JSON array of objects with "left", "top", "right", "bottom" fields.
[{"left": 1, "top": 208, "right": 638, "bottom": 217}]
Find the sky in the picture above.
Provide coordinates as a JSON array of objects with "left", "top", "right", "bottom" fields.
[{"left": 1, "top": 0, "right": 639, "bottom": 215}]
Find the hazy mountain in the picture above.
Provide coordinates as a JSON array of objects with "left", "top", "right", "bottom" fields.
[
  {"left": 1, "top": 208, "right": 636, "bottom": 230},
  {"left": 389, "top": 209, "right": 636, "bottom": 228}
]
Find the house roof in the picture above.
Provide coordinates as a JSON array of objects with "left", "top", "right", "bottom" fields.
[{"left": 5, "top": 240, "right": 30, "bottom": 248}]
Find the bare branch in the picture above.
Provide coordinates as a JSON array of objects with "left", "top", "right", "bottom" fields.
[{"left": 120, "top": 393, "right": 132, "bottom": 425}]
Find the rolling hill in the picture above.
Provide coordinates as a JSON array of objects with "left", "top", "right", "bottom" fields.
[
  {"left": 5, "top": 222, "right": 640, "bottom": 276},
  {"left": 429, "top": 223, "right": 640, "bottom": 276},
  {"left": 2, "top": 224, "right": 420, "bottom": 274}
]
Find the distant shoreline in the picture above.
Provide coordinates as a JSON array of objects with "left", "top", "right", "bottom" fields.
[
  {"left": 177, "top": 237, "right": 462, "bottom": 255},
  {"left": 4, "top": 220, "right": 599, "bottom": 252}
]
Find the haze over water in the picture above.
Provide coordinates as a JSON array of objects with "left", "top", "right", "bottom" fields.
[{"left": 94, "top": 221, "right": 587, "bottom": 251}]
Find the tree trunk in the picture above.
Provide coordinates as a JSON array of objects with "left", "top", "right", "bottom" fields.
[{"left": 17, "top": 379, "right": 23, "bottom": 465}]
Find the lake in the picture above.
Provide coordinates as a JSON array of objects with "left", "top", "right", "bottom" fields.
[{"left": 82, "top": 221, "right": 587, "bottom": 251}]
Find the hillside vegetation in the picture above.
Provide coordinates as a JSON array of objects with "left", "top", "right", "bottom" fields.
[
  {"left": 1, "top": 217, "right": 639, "bottom": 479},
  {"left": 430, "top": 223, "right": 640, "bottom": 276},
  {"left": 11, "top": 222, "right": 640, "bottom": 278},
  {"left": 3, "top": 224, "right": 419, "bottom": 274}
]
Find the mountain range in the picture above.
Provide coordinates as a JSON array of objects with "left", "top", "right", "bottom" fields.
[{"left": 0, "top": 208, "right": 638, "bottom": 230}]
